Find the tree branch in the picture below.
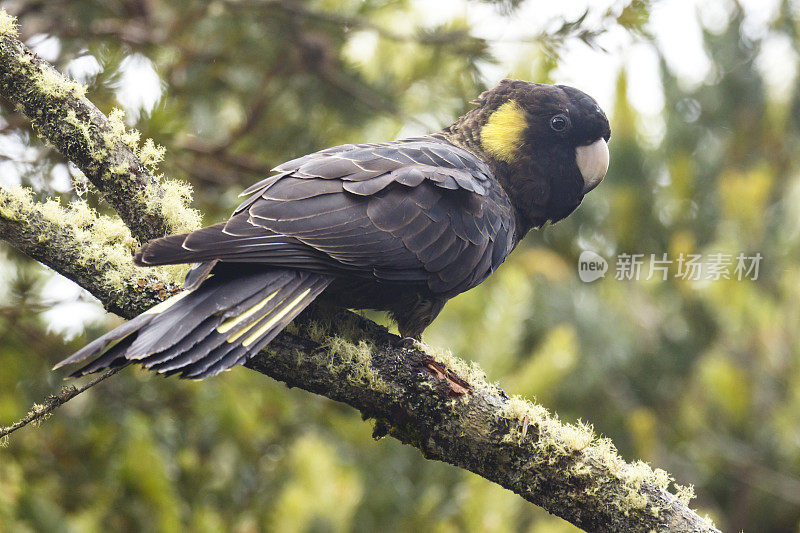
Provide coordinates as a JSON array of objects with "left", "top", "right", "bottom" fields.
[
  {"left": 0, "top": 17, "right": 200, "bottom": 243},
  {"left": 0, "top": 368, "right": 120, "bottom": 441},
  {"left": 0, "top": 10, "right": 719, "bottom": 533},
  {"left": 0, "top": 186, "right": 183, "bottom": 316}
]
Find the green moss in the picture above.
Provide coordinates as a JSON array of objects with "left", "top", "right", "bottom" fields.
[
  {"left": 322, "top": 335, "right": 390, "bottom": 393},
  {"left": 298, "top": 308, "right": 368, "bottom": 345},
  {"left": 106, "top": 108, "right": 141, "bottom": 151},
  {"left": 95, "top": 108, "right": 201, "bottom": 235},
  {"left": 674, "top": 483, "right": 695, "bottom": 506},
  {"left": 138, "top": 138, "right": 167, "bottom": 171},
  {"left": 110, "top": 162, "right": 131, "bottom": 177},
  {"left": 0, "top": 186, "right": 32, "bottom": 220},
  {"left": 34, "top": 63, "right": 86, "bottom": 100},
  {"left": 71, "top": 168, "right": 92, "bottom": 198},
  {"left": 143, "top": 179, "right": 202, "bottom": 235},
  {"left": 1, "top": 185, "right": 184, "bottom": 288},
  {"left": 500, "top": 395, "right": 591, "bottom": 451},
  {"left": 105, "top": 108, "right": 168, "bottom": 173},
  {"left": 304, "top": 320, "right": 331, "bottom": 344},
  {"left": 65, "top": 109, "right": 101, "bottom": 160},
  {"left": 496, "top": 394, "right": 707, "bottom": 521},
  {"left": 26, "top": 403, "right": 51, "bottom": 428},
  {"left": 63, "top": 105, "right": 201, "bottom": 238},
  {"left": 413, "top": 341, "right": 495, "bottom": 394},
  {"left": 295, "top": 317, "right": 389, "bottom": 394},
  {"left": 0, "top": 9, "right": 19, "bottom": 38}
]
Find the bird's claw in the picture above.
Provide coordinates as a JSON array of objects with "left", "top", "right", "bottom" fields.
[{"left": 394, "top": 336, "right": 421, "bottom": 349}]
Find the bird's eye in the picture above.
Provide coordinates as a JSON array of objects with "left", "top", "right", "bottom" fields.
[{"left": 550, "top": 114, "right": 569, "bottom": 132}]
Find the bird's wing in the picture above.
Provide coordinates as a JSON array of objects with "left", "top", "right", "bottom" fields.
[{"left": 137, "top": 137, "right": 516, "bottom": 294}]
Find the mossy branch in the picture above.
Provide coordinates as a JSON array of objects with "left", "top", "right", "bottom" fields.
[
  {"left": 0, "top": 10, "right": 719, "bottom": 533},
  {"left": 0, "top": 186, "right": 182, "bottom": 316},
  {"left": 247, "top": 313, "right": 719, "bottom": 533},
  {"left": 0, "top": 368, "right": 120, "bottom": 442},
  {"left": 0, "top": 15, "right": 200, "bottom": 243}
]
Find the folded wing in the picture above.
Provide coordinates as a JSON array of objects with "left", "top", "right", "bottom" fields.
[{"left": 137, "top": 136, "right": 517, "bottom": 295}]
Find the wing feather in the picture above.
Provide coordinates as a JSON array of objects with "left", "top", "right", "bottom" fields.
[
  {"left": 342, "top": 173, "right": 396, "bottom": 195},
  {"left": 260, "top": 177, "right": 344, "bottom": 200},
  {"left": 139, "top": 136, "right": 516, "bottom": 295}
]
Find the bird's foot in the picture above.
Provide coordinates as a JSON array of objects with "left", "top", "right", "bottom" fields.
[
  {"left": 394, "top": 336, "right": 419, "bottom": 349},
  {"left": 393, "top": 336, "right": 429, "bottom": 351},
  {"left": 394, "top": 336, "right": 417, "bottom": 348}
]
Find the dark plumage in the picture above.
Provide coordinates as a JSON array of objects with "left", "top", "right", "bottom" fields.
[{"left": 55, "top": 79, "right": 611, "bottom": 379}]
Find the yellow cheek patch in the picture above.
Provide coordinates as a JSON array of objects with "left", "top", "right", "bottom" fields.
[{"left": 480, "top": 100, "right": 527, "bottom": 163}]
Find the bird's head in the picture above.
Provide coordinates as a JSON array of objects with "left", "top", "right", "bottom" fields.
[{"left": 446, "top": 79, "right": 611, "bottom": 229}]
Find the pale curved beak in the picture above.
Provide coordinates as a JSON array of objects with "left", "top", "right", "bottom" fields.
[{"left": 576, "top": 138, "right": 609, "bottom": 194}]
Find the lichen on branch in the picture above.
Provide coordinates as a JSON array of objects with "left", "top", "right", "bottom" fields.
[
  {"left": 0, "top": 9, "right": 200, "bottom": 243},
  {"left": 249, "top": 311, "right": 719, "bottom": 533},
  {"left": 0, "top": 10, "right": 18, "bottom": 39},
  {"left": 0, "top": 186, "right": 183, "bottom": 317}
]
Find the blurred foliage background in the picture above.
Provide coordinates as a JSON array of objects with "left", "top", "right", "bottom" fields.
[{"left": 2, "top": 0, "right": 800, "bottom": 531}]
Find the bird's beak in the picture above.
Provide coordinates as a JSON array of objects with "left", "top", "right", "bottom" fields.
[{"left": 576, "top": 138, "right": 609, "bottom": 194}]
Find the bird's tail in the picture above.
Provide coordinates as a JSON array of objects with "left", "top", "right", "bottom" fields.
[{"left": 54, "top": 267, "right": 331, "bottom": 379}]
